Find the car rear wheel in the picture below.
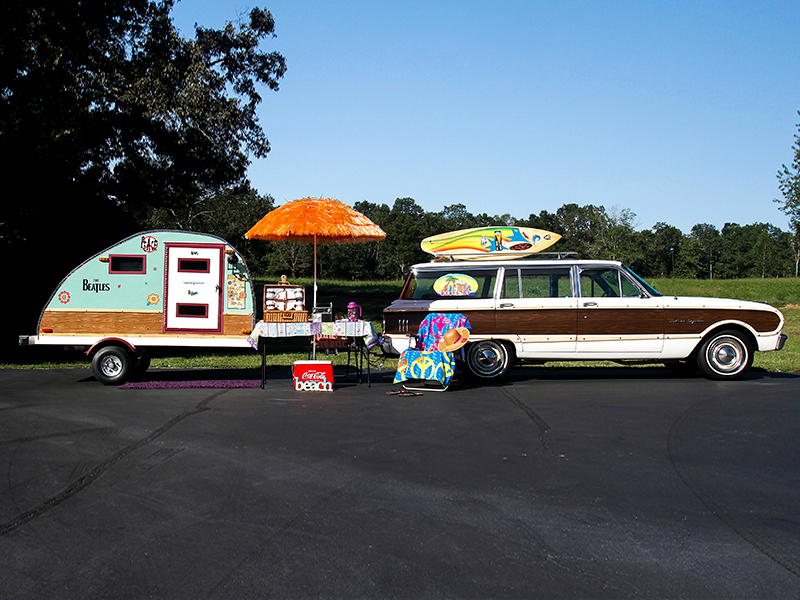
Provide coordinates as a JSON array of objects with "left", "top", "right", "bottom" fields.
[
  {"left": 697, "top": 330, "right": 753, "bottom": 380},
  {"left": 91, "top": 346, "right": 132, "bottom": 385},
  {"left": 465, "top": 340, "right": 514, "bottom": 380}
]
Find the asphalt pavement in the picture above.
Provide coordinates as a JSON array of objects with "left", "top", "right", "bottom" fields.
[{"left": 1, "top": 365, "right": 799, "bottom": 599}]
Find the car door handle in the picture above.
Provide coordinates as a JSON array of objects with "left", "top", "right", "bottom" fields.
[
  {"left": 499, "top": 303, "right": 514, "bottom": 308},
  {"left": 583, "top": 302, "right": 598, "bottom": 307}
]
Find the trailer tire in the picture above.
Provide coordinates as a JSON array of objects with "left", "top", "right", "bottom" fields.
[{"left": 92, "top": 346, "right": 132, "bottom": 385}]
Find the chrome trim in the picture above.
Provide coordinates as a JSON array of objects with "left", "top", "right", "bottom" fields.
[{"left": 777, "top": 334, "right": 788, "bottom": 351}]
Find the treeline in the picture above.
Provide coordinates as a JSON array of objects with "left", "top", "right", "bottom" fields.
[{"left": 209, "top": 194, "right": 798, "bottom": 281}]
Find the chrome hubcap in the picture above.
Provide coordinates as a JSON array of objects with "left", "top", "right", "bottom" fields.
[
  {"left": 708, "top": 337, "right": 745, "bottom": 373},
  {"left": 100, "top": 355, "right": 123, "bottom": 377},
  {"left": 469, "top": 342, "right": 507, "bottom": 377}
]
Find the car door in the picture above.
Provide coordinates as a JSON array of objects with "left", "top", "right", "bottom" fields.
[
  {"left": 495, "top": 266, "right": 577, "bottom": 358},
  {"left": 576, "top": 266, "right": 664, "bottom": 358}
]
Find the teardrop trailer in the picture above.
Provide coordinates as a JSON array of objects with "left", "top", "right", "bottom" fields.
[{"left": 19, "top": 230, "right": 256, "bottom": 384}]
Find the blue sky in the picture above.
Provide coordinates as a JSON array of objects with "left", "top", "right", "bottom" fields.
[{"left": 171, "top": 0, "right": 800, "bottom": 234}]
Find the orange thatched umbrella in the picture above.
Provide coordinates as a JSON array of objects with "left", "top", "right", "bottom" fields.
[{"left": 245, "top": 197, "right": 386, "bottom": 308}]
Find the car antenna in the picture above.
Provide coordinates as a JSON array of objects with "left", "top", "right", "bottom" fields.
[{"left": 670, "top": 247, "right": 677, "bottom": 299}]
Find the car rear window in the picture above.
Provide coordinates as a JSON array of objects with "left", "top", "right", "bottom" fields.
[{"left": 401, "top": 269, "right": 498, "bottom": 300}]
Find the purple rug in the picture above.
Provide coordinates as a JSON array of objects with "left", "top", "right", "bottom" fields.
[{"left": 119, "top": 380, "right": 262, "bottom": 389}]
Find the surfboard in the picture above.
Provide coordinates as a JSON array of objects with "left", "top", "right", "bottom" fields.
[{"left": 421, "top": 226, "right": 561, "bottom": 259}]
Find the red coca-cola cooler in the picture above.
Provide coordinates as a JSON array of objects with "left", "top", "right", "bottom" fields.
[{"left": 292, "top": 360, "right": 334, "bottom": 392}]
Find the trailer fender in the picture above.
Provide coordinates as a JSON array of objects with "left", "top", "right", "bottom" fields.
[{"left": 86, "top": 338, "right": 137, "bottom": 357}]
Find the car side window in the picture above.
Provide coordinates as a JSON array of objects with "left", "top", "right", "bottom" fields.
[
  {"left": 502, "top": 269, "right": 521, "bottom": 298},
  {"left": 580, "top": 268, "right": 620, "bottom": 297},
  {"left": 579, "top": 268, "right": 640, "bottom": 298},
  {"left": 502, "top": 268, "right": 573, "bottom": 298}
]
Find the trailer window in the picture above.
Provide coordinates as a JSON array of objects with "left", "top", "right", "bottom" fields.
[
  {"left": 109, "top": 255, "right": 146, "bottom": 274},
  {"left": 176, "top": 304, "right": 208, "bottom": 318},
  {"left": 178, "top": 258, "right": 211, "bottom": 273}
]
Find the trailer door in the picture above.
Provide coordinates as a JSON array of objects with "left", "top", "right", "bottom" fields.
[{"left": 164, "top": 243, "right": 224, "bottom": 333}]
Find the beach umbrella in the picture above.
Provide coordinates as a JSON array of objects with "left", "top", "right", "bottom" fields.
[{"left": 245, "top": 197, "right": 386, "bottom": 309}]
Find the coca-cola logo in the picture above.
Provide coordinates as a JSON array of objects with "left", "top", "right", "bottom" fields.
[
  {"left": 300, "top": 370, "right": 328, "bottom": 382},
  {"left": 294, "top": 377, "right": 333, "bottom": 392}
]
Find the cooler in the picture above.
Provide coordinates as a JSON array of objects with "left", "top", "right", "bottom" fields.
[{"left": 293, "top": 360, "right": 334, "bottom": 392}]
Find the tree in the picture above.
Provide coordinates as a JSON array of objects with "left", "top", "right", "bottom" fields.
[
  {"left": 686, "top": 223, "right": 721, "bottom": 279},
  {"left": 594, "top": 205, "right": 638, "bottom": 263},
  {"left": 379, "top": 198, "right": 428, "bottom": 278},
  {"left": 775, "top": 112, "right": 800, "bottom": 276},
  {"left": 146, "top": 183, "right": 276, "bottom": 273},
  {"left": 1, "top": 1, "right": 286, "bottom": 352},
  {"left": 439, "top": 203, "right": 476, "bottom": 231},
  {"left": 645, "top": 222, "right": 686, "bottom": 277},
  {"left": 2, "top": 1, "right": 286, "bottom": 224},
  {"left": 552, "top": 203, "right": 606, "bottom": 258}
]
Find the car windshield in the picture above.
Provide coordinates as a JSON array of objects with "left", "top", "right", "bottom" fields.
[{"left": 623, "top": 265, "right": 662, "bottom": 296}]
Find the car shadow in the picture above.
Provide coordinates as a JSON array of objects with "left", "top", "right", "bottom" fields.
[{"left": 452, "top": 365, "right": 799, "bottom": 387}]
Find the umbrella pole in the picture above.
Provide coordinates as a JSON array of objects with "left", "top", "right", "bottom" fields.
[
  {"left": 313, "top": 234, "right": 318, "bottom": 309},
  {"left": 313, "top": 234, "right": 318, "bottom": 360}
]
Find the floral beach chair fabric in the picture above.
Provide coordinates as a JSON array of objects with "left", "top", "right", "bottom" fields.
[{"left": 393, "top": 313, "right": 471, "bottom": 390}]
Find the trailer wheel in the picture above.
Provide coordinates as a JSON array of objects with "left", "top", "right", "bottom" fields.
[{"left": 92, "top": 346, "right": 132, "bottom": 385}]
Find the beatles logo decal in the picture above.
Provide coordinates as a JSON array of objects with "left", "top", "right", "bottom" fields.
[{"left": 141, "top": 235, "right": 158, "bottom": 253}]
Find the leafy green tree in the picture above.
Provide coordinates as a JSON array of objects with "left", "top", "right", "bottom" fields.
[
  {"left": 439, "top": 203, "right": 476, "bottom": 231},
  {"left": 379, "top": 198, "right": 428, "bottom": 277},
  {"left": 552, "top": 203, "right": 606, "bottom": 258},
  {"left": 2, "top": 1, "right": 285, "bottom": 234},
  {"left": 685, "top": 224, "right": 721, "bottom": 279},
  {"left": 524, "top": 209, "right": 561, "bottom": 234},
  {"left": 645, "top": 222, "right": 686, "bottom": 277},
  {"left": 146, "top": 183, "right": 276, "bottom": 273},
  {"left": 338, "top": 200, "right": 394, "bottom": 280},
  {"left": 717, "top": 223, "right": 767, "bottom": 279},
  {"left": 594, "top": 205, "right": 638, "bottom": 263},
  {"left": 1, "top": 1, "right": 285, "bottom": 348},
  {"left": 268, "top": 241, "right": 312, "bottom": 280},
  {"left": 775, "top": 112, "right": 800, "bottom": 276}
]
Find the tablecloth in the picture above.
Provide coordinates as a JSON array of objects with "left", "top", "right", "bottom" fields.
[{"left": 248, "top": 320, "right": 378, "bottom": 349}]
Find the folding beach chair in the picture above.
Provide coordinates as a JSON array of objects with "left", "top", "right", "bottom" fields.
[{"left": 393, "top": 313, "right": 471, "bottom": 391}]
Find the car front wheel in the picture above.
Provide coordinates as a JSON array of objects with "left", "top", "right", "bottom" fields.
[
  {"left": 465, "top": 340, "right": 514, "bottom": 380},
  {"left": 697, "top": 330, "right": 753, "bottom": 380}
]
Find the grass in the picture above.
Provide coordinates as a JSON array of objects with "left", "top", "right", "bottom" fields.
[
  {"left": 3, "top": 277, "right": 798, "bottom": 374},
  {"left": 752, "top": 306, "right": 798, "bottom": 373},
  {"left": 648, "top": 277, "right": 800, "bottom": 308}
]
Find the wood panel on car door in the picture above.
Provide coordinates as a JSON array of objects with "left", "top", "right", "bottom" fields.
[{"left": 576, "top": 297, "right": 665, "bottom": 357}]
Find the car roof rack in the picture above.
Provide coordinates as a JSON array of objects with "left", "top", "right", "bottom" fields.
[{"left": 431, "top": 251, "right": 577, "bottom": 262}]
